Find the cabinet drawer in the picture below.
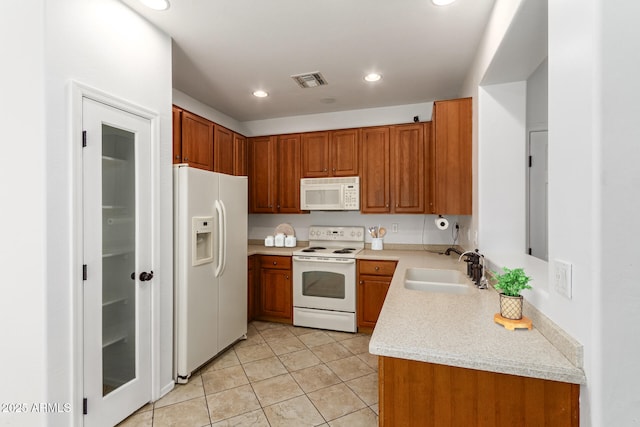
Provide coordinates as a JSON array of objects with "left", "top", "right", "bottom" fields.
[
  {"left": 260, "top": 255, "right": 292, "bottom": 270},
  {"left": 358, "top": 260, "right": 397, "bottom": 276}
]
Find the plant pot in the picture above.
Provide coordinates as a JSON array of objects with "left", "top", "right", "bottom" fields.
[{"left": 499, "top": 294, "right": 523, "bottom": 320}]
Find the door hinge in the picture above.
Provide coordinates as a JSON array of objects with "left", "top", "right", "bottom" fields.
[
  {"left": 82, "top": 130, "right": 87, "bottom": 147},
  {"left": 83, "top": 264, "right": 87, "bottom": 281},
  {"left": 83, "top": 398, "right": 87, "bottom": 415},
  {"left": 529, "top": 155, "right": 532, "bottom": 167}
]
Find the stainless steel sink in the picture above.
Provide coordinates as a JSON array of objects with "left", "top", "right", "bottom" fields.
[{"left": 403, "top": 268, "right": 472, "bottom": 294}]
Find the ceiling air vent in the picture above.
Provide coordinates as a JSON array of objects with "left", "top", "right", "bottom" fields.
[{"left": 291, "top": 72, "right": 327, "bottom": 88}]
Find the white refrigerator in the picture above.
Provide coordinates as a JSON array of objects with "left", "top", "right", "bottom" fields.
[{"left": 173, "top": 165, "right": 248, "bottom": 383}]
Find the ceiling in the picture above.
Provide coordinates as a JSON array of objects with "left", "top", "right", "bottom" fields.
[{"left": 120, "top": 0, "right": 497, "bottom": 122}]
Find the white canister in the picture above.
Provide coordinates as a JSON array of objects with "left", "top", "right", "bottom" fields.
[
  {"left": 285, "top": 235, "right": 297, "bottom": 247},
  {"left": 264, "top": 235, "right": 274, "bottom": 247},
  {"left": 371, "top": 238, "right": 383, "bottom": 250},
  {"left": 274, "top": 233, "right": 285, "bottom": 247}
]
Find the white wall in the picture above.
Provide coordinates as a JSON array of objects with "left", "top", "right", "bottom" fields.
[
  {"left": 16, "top": 0, "right": 174, "bottom": 425},
  {"left": 0, "top": 2, "right": 47, "bottom": 426},
  {"left": 242, "top": 102, "right": 434, "bottom": 137},
  {"left": 598, "top": 1, "right": 640, "bottom": 421},
  {"left": 249, "top": 213, "right": 465, "bottom": 248},
  {"left": 173, "top": 89, "right": 246, "bottom": 134},
  {"left": 526, "top": 58, "right": 548, "bottom": 129}
]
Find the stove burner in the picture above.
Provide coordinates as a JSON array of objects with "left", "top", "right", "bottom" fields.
[
  {"left": 333, "top": 249, "right": 354, "bottom": 254},
  {"left": 302, "top": 246, "right": 326, "bottom": 252}
]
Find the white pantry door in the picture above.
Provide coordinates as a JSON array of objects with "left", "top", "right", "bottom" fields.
[
  {"left": 82, "top": 97, "right": 152, "bottom": 427},
  {"left": 528, "top": 130, "right": 548, "bottom": 261}
]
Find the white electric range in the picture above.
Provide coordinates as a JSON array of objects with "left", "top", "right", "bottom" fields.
[{"left": 292, "top": 226, "right": 365, "bottom": 333}]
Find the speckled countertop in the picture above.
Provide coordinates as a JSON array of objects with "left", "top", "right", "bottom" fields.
[
  {"left": 362, "top": 249, "right": 586, "bottom": 384},
  {"left": 247, "top": 244, "right": 586, "bottom": 384}
]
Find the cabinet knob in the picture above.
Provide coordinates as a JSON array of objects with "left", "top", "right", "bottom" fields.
[
  {"left": 175, "top": 155, "right": 181, "bottom": 159},
  {"left": 359, "top": 280, "right": 364, "bottom": 284},
  {"left": 184, "top": 157, "right": 189, "bottom": 161},
  {"left": 285, "top": 275, "right": 289, "bottom": 280},
  {"left": 375, "top": 266, "right": 380, "bottom": 271},
  {"left": 323, "top": 168, "right": 328, "bottom": 172},
  {"left": 273, "top": 261, "right": 277, "bottom": 265}
]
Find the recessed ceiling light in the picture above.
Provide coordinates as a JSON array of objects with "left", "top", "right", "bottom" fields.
[
  {"left": 139, "top": 0, "right": 170, "bottom": 10},
  {"left": 432, "top": 0, "right": 456, "bottom": 6},
  {"left": 253, "top": 90, "right": 268, "bottom": 98},
  {"left": 364, "top": 73, "right": 382, "bottom": 82}
]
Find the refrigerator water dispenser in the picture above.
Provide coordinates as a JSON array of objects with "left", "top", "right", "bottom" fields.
[{"left": 192, "top": 217, "right": 214, "bottom": 266}]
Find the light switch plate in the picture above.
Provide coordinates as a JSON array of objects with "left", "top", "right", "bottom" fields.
[{"left": 554, "top": 259, "right": 572, "bottom": 299}]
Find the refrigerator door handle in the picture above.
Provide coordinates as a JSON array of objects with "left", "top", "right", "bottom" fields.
[{"left": 214, "top": 199, "right": 227, "bottom": 277}]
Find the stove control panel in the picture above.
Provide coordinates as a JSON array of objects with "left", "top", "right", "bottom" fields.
[{"left": 308, "top": 226, "right": 364, "bottom": 242}]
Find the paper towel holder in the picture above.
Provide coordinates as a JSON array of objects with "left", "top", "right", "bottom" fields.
[{"left": 435, "top": 215, "right": 449, "bottom": 230}]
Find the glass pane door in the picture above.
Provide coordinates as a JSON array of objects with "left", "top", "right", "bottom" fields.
[
  {"left": 101, "top": 124, "right": 136, "bottom": 396},
  {"left": 83, "top": 95, "right": 152, "bottom": 426}
]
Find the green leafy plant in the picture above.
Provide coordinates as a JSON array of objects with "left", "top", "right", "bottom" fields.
[{"left": 493, "top": 267, "right": 532, "bottom": 297}]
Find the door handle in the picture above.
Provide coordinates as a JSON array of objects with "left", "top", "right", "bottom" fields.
[{"left": 133, "top": 271, "right": 154, "bottom": 282}]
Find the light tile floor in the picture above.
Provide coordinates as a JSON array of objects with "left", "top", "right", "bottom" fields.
[{"left": 118, "top": 321, "right": 379, "bottom": 427}]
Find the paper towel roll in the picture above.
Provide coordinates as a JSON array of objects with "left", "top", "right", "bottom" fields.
[{"left": 435, "top": 217, "right": 449, "bottom": 230}]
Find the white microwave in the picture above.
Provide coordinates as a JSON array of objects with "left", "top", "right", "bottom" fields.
[{"left": 300, "top": 177, "right": 360, "bottom": 211}]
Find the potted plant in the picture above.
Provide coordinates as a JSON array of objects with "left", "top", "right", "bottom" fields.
[{"left": 493, "top": 267, "right": 532, "bottom": 320}]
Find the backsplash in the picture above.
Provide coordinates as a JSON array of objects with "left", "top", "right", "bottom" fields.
[{"left": 249, "top": 212, "right": 468, "bottom": 246}]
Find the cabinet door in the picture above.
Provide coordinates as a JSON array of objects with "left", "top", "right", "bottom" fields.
[
  {"left": 233, "top": 133, "right": 247, "bottom": 176},
  {"left": 357, "top": 275, "right": 391, "bottom": 330},
  {"left": 433, "top": 98, "right": 472, "bottom": 214},
  {"left": 260, "top": 268, "right": 292, "bottom": 321},
  {"left": 172, "top": 106, "right": 182, "bottom": 164},
  {"left": 181, "top": 111, "right": 213, "bottom": 171},
  {"left": 330, "top": 129, "right": 359, "bottom": 176},
  {"left": 360, "top": 127, "right": 391, "bottom": 213},
  {"left": 213, "top": 124, "right": 234, "bottom": 175},
  {"left": 301, "top": 131, "right": 330, "bottom": 178},
  {"left": 391, "top": 124, "right": 426, "bottom": 213},
  {"left": 248, "top": 136, "right": 277, "bottom": 213},
  {"left": 277, "top": 134, "right": 303, "bottom": 213},
  {"left": 247, "top": 256, "right": 256, "bottom": 322}
]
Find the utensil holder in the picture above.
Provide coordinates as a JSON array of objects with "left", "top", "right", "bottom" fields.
[{"left": 371, "top": 238, "right": 383, "bottom": 250}]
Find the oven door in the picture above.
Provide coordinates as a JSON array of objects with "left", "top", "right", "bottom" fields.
[{"left": 293, "top": 256, "right": 356, "bottom": 312}]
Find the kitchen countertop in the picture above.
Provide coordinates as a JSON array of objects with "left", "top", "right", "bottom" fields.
[{"left": 246, "top": 244, "right": 586, "bottom": 384}]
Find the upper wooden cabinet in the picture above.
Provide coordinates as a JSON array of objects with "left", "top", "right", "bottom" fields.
[
  {"left": 360, "top": 126, "right": 391, "bottom": 213},
  {"left": 213, "top": 124, "right": 234, "bottom": 175},
  {"left": 172, "top": 106, "right": 183, "bottom": 164},
  {"left": 432, "top": 98, "right": 472, "bottom": 215},
  {"left": 172, "top": 106, "right": 247, "bottom": 176},
  {"left": 248, "top": 135, "right": 304, "bottom": 213},
  {"left": 391, "top": 123, "right": 428, "bottom": 213},
  {"left": 233, "top": 133, "right": 247, "bottom": 176},
  {"left": 301, "top": 129, "right": 359, "bottom": 177},
  {"left": 180, "top": 110, "right": 214, "bottom": 171},
  {"left": 361, "top": 124, "right": 427, "bottom": 214},
  {"left": 277, "top": 134, "right": 303, "bottom": 213}
]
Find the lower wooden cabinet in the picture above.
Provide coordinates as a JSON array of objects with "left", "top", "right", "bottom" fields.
[
  {"left": 357, "top": 259, "right": 397, "bottom": 333},
  {"left": 379, "top": 356, "right": 580, "bottom": 427},
  {"left": 256, "top": 255, "right": 292, "bottom": 324},
  {"left": 247, "top": 255, "right": 257, "bottom": 322}
]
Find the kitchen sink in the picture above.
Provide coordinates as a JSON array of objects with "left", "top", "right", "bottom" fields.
[{"left": 403, "top": 268, "right": 473, "bottom": 295}]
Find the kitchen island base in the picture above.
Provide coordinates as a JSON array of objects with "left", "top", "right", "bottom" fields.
[{"left": 379, "top": 356, "right": 579, "bottom": 426}]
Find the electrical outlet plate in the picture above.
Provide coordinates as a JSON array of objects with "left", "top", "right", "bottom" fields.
[
  {"left": 554, "top": 259, "right": 572, "bottom": 299},
  {"left": 392, "top": 223, "right": 398, "bottom": 233}
]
